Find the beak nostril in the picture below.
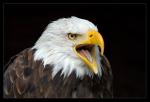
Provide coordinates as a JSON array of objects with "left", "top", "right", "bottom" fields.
[{"left": 89, "top": 34, "right": 93, "bottom": 37}]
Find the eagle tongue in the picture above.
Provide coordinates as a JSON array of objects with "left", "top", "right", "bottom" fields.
[{"left": 79, "top": 49, "right": 92, "bottom": 62}]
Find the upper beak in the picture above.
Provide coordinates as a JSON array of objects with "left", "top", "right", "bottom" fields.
[{"left": 74, "top": 29, "right": 104, "bottom": 74}]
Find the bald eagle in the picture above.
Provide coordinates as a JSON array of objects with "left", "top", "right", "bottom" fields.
[{"left": 4, "top": 16, "right": 113, "bottom": 98}]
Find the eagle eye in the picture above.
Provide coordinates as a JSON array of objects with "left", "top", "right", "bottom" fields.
[{"left": 68, "top": 33, "right": 77, "bottom": 40}]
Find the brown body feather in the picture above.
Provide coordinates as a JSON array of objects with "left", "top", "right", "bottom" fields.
[{"left": 3, "top": 48, "right": 113, "bottom": 98}]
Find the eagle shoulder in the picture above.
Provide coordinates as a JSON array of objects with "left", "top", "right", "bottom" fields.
[{"left": 3, "top": 48, "right": 52, "bottom": 98}]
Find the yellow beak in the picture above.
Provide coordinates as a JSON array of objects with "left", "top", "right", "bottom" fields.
[{"left": 74, "top": 30, "right": 104, "bottom": 74}]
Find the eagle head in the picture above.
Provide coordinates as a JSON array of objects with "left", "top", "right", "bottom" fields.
[{"left": 32, "top": 16, "right": 104, "bottom": 79}]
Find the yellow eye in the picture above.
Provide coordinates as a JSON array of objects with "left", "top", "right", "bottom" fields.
[{"left": 68, "top": 33, "right": 77, "bottom": 40}]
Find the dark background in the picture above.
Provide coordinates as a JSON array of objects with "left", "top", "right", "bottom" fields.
[{"left": 4, "top": 3, "right": 146, "bottom": 98}]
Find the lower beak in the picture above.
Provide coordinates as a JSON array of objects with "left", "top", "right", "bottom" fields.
[{"left": 74, "top": 30, "right": 104, "bottom": 74}]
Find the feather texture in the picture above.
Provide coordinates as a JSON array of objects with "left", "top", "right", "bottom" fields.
[{"left": 4, "top": 48, "right": 113, "bottom": 98}]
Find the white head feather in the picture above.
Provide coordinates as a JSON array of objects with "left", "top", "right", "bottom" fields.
[{"left": 32, "top": 16, "right": 101, "bottom": 79}]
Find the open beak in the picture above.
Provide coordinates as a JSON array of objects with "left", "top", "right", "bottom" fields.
[{"left": 74, "top": 30, "right": 104, "bottom": 74}]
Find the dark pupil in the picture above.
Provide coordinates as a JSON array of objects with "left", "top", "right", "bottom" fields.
[{"left": 71, "top": 34, "right": 74, "bottom": 38}]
